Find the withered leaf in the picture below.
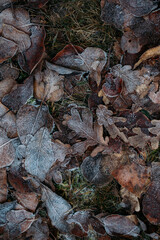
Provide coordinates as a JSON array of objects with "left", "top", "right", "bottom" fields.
[
  {"left": 0, "top": 127, "right": 15, "bottom": 168},
  {"left": 120, "top": 187, "right": 140, "bottom": 213},
  {"left": 101, "top": 214, "right": 140, "bottom": 237},
  {"left": 28, "top": 0, "right": 49, "bottom": 8},
  {"left": 0, "top": 8, "right": 31, "bottom": 34},
  {"left": 0, "top": 63, "right": 19, "bottom": 101},
  {"left": 149, "top": 120, "right": 160, "bottom": 137},
  {"left": 18, "top": 26, "right": 46, "bottom": 74},
  {"left": 16, "top": 104, "right": 54, "bottom": 145},
  {"left": 66, "top": 211, "right": 105, "bottom": 237},
  {"left": 34, "top": 67, "right": 64, "bottom": 102},
  {"left": 0, "top": 37, "right": 18, "bottom": 64},
  {"left": 134, "top": 45, "right": 160, "bottom": 69},
  {"left": 0, "top": 201, "right": 16, "bottom": 225},
  {"left": 25, "top": 127, "right": 55, "bottom": 181},
  {"left": 0, "top": 168, "right": 7, "bottom": 203},
  {"left": 112, "top": 162, "right": 151, "bottom": 197},
  {"left": 0, "top": 103, "right": 17, "bottom": 138},
  {"left": 149, "top": 90, "right": 160, "bottom": 104},
  {"left": 8, "top": 170, "right": 39, "bottom": 212},
  {"left": 142, "top": 162, "right": 160, "bottom": 225},
  {"left": 41, "top": 186, "right": 72, "bottom": 233},
  {"left": 81, "top": 154, "right": 112, "bottom": 186},
  {"left": 26, "top": 218, "right": 49, "bottom": 240},
  {"left": 96, "top": 105, "right": 128, "bottom": 143},
  {"left": 2, "top": 76, "right": 33, "bottom": 111},
  {"left": 64, "top": 107, "right": 109, "bottom": 156},
  {"left": 2, "top": 24, "right": 31, "bottom": 52}
]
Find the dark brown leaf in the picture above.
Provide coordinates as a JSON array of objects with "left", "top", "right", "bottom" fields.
[
  {"left": 18, "top": 26, "right": 46, "bottom": 74},
  {"left": 0, "top": 168, "right": 7, "bottom": 203},
  {"left": 0, "top": 37, "right": 17, "bottom": 64}
]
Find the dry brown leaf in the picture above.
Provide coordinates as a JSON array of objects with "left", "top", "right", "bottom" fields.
[
  {"left": 2, "top": 76, "right": 33, "bottom": 111},
  {"left": 120, "top": 187, "right": 140, "bottom": 213},
  {"left": 149, "top": 90, "right": 160, "bottom": 104},
  {"left": 0, "top": 127, "right": 15, "bottom": 168},
  {"left": 0, "top": 63, "right": 19, "bottom": 100},
  {"left": 2, "top": 24, "right": 31, "bottom": 52},
  {"left": 134, "top": 45, "right": 160, "bottom": 69},
  {"left": 112, "top": 162, "right": 151, "bottom": 197},
  {"left": 64, "top": 107, "right": 109, "bottom": 156},
  {"left": 0, "top": 102, "right": 17, "bottom": 138},
  {"left": 149, "top": 120, "right": 160, "bottom": 137},
  {"left": 18, "top": 26, "right": 46, "bottom": 74},
  {"left": 26, "top": 218, "right": 49, "bottom": 240},
  {"left": 0, "top": 168, "right": 7, "bottom": 203},
  {"left": 0, "top": 37, "right": 18, "bottom": 63},
  {"left": 34, "top": 67, "right": 64, "bottom": 102}
]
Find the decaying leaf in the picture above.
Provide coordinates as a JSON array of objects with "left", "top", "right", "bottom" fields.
[
  {"left": 16, "top": 104, "right": 54, "bottom": 145},
  {"left": 2, "top": 76, "right": 33, "bottom": 111},
  {"left": 0, "top": 63, "right": 19, "bottom": 100},
  {"left": 28, "top": 0, "right": 48, "bottom": 8},
  {"left": 112, "top": 162, "right": 151, "bottom": 197},
  {"left": 149, "top": 120, "right": 160, "bottom": 137},
  {"left": 0, "top": 127, "right": 15, "bottom": 168},
  {"left": 41, "top": 186, "right": 72, "bottom": 233},
  {"left": 26, "top": 218, "right": 49, "bottom": 240},
  {"left": 25, "top": 127, "right": 55, "bottom": 181},
  {"left": 0, "top": 103, "right": 17, "bottom": 138},
  {"left": 0, "top": 37, "right": 18, "bottom": 63},
  {"left": 66, "top": 211, "right": 105, "bottom": 237},
  {"left": 52, "top": 45, "right": 107, "bottom": 86},
  {"left": 120, "top": 187, "right": 140, "bottom": 213},
  {"left": 81, "top": 154, "right": 112, "bottom": 186},
  {"left": 0, "top": 168, "right": 7, "bottom": 203},
  {"left": 101, "top": 214, "right": 140, "bottom": 237},
  {"left": 142, "top": 162, "right": 160, "bottom": 225},
  {"left": 34, "top": 67, "right": 64, "bottom": 102},
  {"left": 64, "top": 107, "right": 109, "bottom": 156},
  {"left": 18, "top": 26, "right": 46, "bottom": 74},
  {"left": 149, "top": 90, "right": 160, "bottom": 104},
  {"left": 134, "top": 45, "right": 160, "bottom": 69},
  {"left": 8, "top": 169, "right": 39, "bottom": 212}
]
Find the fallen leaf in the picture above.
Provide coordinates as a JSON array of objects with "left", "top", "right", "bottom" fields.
[
  {"left": 120, "top": 187, "right": 140, "bottom": 213},
  {"left": 41, "top": 186, "right": 72, "bottom": 233},
  {"left": 0, "top": 63, "right": 19, "bottom": 100},
  {"left": 0, "top": 201, "right": 16, "bottom": 226},
  {"left": 26, "top": 217, "right": 49, "bottom": 240},
  {"left": 25, "top": 127, "right": 56, "bottom": 181},
  {"left": 149, "top": 90, "right": 160, "bottom": 104},
  {"left": 101, "top": 214, "right": 140, "bottom": 237},
  {"left": 28, "top": 0, "right": 49, "bottom": 8},
  {"left": 8, "top": 169, "right": 39, "bottom": 212},
  {"left": 134, "top": 45, "right": 160, "bottom": 69},
  {"left": 66, "top": 211, "right": 106, "bottom": 237},
  {"left": 0, "top": 102, "right": 17, "bottom": 138},
  {"left": 0, "top": 37, "right": 18, "bottom": 63},
  {"left": 16, "top": 104, "right": 54, "bottom": 145},
  {"left": 34, "top": 67, "right": 64, "bottom": 102},
  {"left": 64, "top": 107, "right": 109, "bottom": 156},
  {"left": 0, "top": 127, "right": 15, "bottom": 168},
  {"left": 112, "top": 162, "right": 151, "bottom": 197},
  {"left": 18, "top": 26, "right": 46, "bottom": 74},
  {"left": 0, "top": 168, "right": 7, "bottom": 203},
  {"left": 81, "top": 154, "right": 112, "bottom": 186},
  {"left": 2, "top": 76, "right": 33, "bottom": 111},
  {"left": 2, "top": 24, "right": 31, "bottom": 52}
]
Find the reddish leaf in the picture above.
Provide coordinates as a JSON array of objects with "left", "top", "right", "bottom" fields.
[
  {"left": 112, "top": 162, "right": 151, "bottom": 197},
  {"left": 28, "top": 0, "right": 49, "bottom": 8},
  {"left": 18, "top": 26, "right": 46, "bottom": 74}
]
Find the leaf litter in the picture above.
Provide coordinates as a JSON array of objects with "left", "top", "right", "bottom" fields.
[{"left": 0, "top": 0, "right": 160, "bottom": 239}]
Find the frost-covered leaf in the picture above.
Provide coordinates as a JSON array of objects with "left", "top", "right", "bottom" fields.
[
  {"left": 64, "top": 107, "right": 109, "bottom": 156},
  {"left": 2, "top": 76, "right": 33, "bottom": 111},
  {"left": 0, "top": 63, "right": 18, "bottom": 101},
  {"left": 0, "top": 127, "right": 15, "bottom": 168},
  {"left": 34, "top": 67, "right": 64, "bottom": 102},
  {"left": 0, "top": 37, "right": 17, "bottom": 64},
  {"left": 0, "top": 102, "right": 17, "bottom": 138},
  {"left": 66, "top": 211, "right": 105, "bottom": 237},
  {"left": 0, "top": 201, "right": 16, "bottom": 226},
  {"left": 18, "top": 26, "right": 45, "bottom": 74},
  {"left": 41, "top": 186, "right": 72, "bottom": 233},
  {"left": 101, "top": 214, "right": 140, "bottom": 237},
  {"left": 25, "top": 127, "right": 55, "bottom": 181},
  {"left": 0, "top": 168, "right": 7, "bottom": 203},
  {"left": 26, "top": 218, "right": 49, "bottom": 240},
  {"left": 16, "top": 104, "right": 54, "bottom": 145},
  {"left": 81, "top": 154, "right": 112, "bottom": 186}
]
